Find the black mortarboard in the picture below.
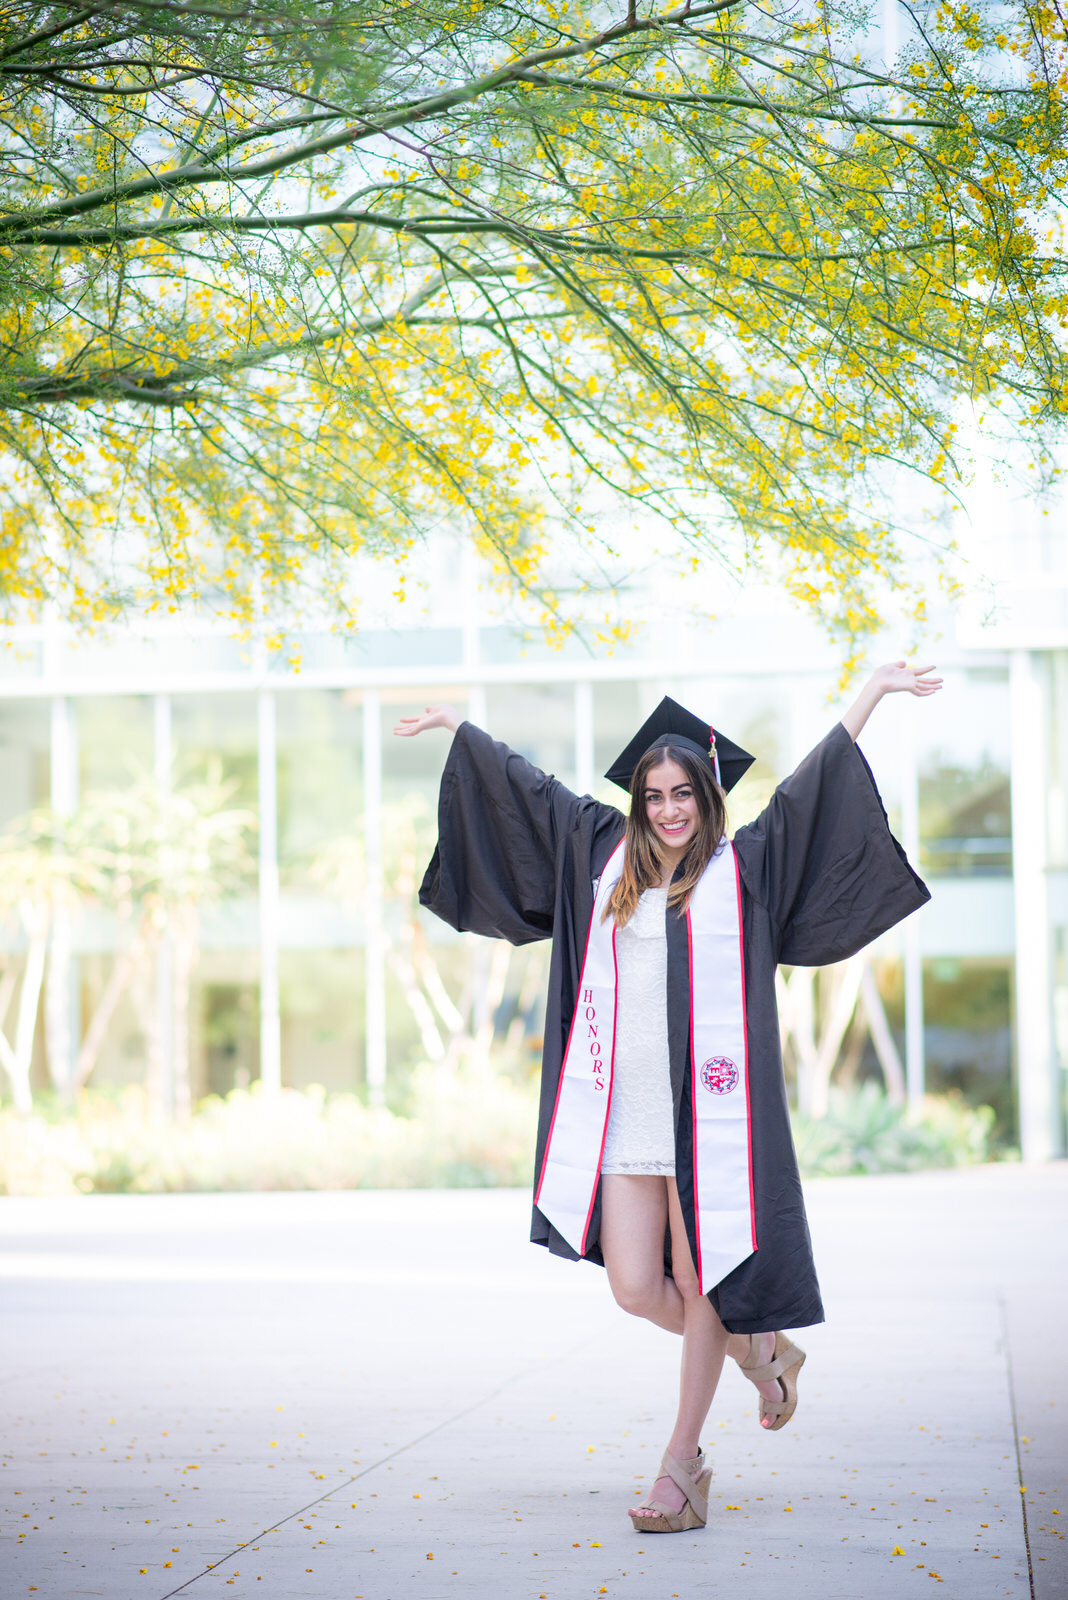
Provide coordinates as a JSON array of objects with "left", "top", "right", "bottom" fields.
[{"left": 604, "top": 695, "right": 754, "bottom": 795}]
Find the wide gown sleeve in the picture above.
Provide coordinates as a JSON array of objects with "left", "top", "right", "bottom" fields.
[
  {"left": 418, "top": 721, "right": 621, "bottom": 945},
  {"left": 732, "top": 721, "right": 930, "bottom": 967}
]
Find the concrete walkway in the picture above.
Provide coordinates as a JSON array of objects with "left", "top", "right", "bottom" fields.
[{"left": 0, "top": 1164, "right": 1065, "bottom": 1600}]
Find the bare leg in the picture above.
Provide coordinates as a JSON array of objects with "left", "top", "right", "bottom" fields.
[
  {"left": 599, "top": 1174, "right": 683, "bottom": 1333},
  {"left": 599, "top": 1174, "right": 731, "bottom": 1519},
  {"left": 600, "top": 1177, "right": 788, "bottom": 1450},
  {"left": 629, "top": 1178, "right": 729, "bottom": 1518}
]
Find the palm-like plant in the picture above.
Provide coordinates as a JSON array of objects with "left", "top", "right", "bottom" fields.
[
  {"left": 0, "top": 768, "right": 255, "bottom": 1114},
  {"left": 74, "top": 768, "right": 256, "bottom": 1115}
]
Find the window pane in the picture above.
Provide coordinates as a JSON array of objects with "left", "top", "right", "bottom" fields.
[
  {"left": 485, "top": 683, "right": 576, "bottom": 787},
  {"left": 79, "top": 696, "right": 153, "bottom": 793},
  {"left": 919, "top": 669, "right": 1011, "bottom": 877},
  {"left": 0, "top": 700, "right": 49, "bottom": 823},
  {"left": 277, "top": 690, "right": 361, "bottom": 891}
]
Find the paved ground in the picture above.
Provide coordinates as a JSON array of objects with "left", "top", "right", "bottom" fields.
[{"left": 0, "top": 1163, "right": 1065, "bottom": 1600}]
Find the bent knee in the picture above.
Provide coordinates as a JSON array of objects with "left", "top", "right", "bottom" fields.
[
  {"left": 609, "top": 1276, "right": 663, "bottom": 1319},
  {"left": 670, "top": 1265, "right": 703, "bottom": 1301}
]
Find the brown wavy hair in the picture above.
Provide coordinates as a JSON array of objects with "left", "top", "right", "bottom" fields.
[{"left": 604, "top": 744, "right": 728, "bottom": 928}]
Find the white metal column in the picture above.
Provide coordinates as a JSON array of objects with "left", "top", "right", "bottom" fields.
[
  {"left": 899, "top": 702, "right": 926, "bottom": 1109},
  {"left": 47, "top": 696, "right": 78, "bottom": 1095},
  {"left": 574, "top": 681, "right": 595, "bottom": 796},
  {"left": 467, "top": 684, "right": 487, "bottom": 730},
  {"left": 1010, "top": 649, "right": 1056, "bottom": 1161},
  {"left": 258, "top": 689, "right": 282, "bottom": 1095},
  {"left": 363, "top": 689, "right": 387, "bottom": 1106},
  {"left": 153, "top": 695, "right": 174, "bottom": 1114}
]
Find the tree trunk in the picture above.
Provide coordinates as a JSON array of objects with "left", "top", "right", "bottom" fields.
[
  {"left": 504, "top": 946, "right": 547, "bottom": 1055},
  {"left": 171, "top": 907, "right": 197, "bottom": 1121},
  {"left": 0, "top": 965, "right": 19, "bottom": 1038},
  {"left": 859, "top": 966, "right": 907, "bottom": 1107},
  {"left": 411, "top": 921, "right": 464, "bottom": 1035},
  {"left": 782, "top": 967, "right": 818, "bottom": 1115},
  {"left": 471, "top": 941, "right": 510, "bottom": 1071},
  {"left": 45, "top": 896, "right": 74, "bottom": 1102},
  {"left": 836, "top": 1011, "right": 869, "bottom": 1089},
  {"left": 2, "top": 903, "right": 50, "bottom": 1114},
  {"left": 809, "top": 956, "right": 866, "bottom": 1118},
  {"left": 75, "top": 934, "right": 146, "bottom": 1090},
  {"left": 131, "top": 938, "right": 167, "bottom": 1120},
  {"left": 387, "top": 946, "right": 446, "bottom": 1062}
]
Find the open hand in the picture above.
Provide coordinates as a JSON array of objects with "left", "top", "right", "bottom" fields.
[
  {"left": 872, "top": 661, "right": 943, "bottom": 698},
  {"left": 392, "top": 704, "right": 461, "bottom": 737}
]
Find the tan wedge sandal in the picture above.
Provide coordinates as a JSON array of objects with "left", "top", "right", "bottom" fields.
[
  {"left": 628, "top": 1448, "right": 713, "bottom": 1534},
  {"left": 738, "top": 1330, "right": 806, "bottom": 1431}
]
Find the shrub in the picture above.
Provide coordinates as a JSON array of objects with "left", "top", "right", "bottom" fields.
[
  {"left": 0, "top": 1070, "right": 538, "bottom": 1196},
  {"left": 0, "top": 1079, "right": 998, "bottom": 1197},
  {"left": 791, "top": 1083, "right": 998, "bottom": 1177}
]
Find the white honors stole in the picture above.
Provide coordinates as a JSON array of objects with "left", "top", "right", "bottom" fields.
[{"left": 535, "top": 839, "right": 756, "bottom": 1294}]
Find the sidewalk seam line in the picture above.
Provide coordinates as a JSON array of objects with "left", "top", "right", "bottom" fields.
[
  {"left": 153, "top": 1364, "right": 533, "bottom": 1599},
  {"left": 998, "top": 1289, "right": 1036, "bottom": 1600}
]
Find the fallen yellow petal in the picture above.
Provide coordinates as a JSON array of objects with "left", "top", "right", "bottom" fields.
[{"left": 892, "top": 1546, "right": 905, "bottom": 1556}]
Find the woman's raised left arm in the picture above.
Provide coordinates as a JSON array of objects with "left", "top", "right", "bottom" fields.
[{"left": 840, "top": 661, "right": 943, "bottom": 742}]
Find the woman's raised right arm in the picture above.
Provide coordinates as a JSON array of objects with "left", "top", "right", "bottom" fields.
[{"left": 392, "top": 703, "right": 463, "bottom": 739}]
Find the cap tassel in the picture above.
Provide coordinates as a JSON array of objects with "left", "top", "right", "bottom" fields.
[{"left": 710, "top": 733, "right": 722, "bottom": 787}]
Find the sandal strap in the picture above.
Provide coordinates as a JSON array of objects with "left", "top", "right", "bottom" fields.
[
  {"left": 640, "top": 1497, "right": 682, "bottom": 1518},
  {"left": 656, "top": 1450, "right": 708, "bottom": 1516},
  {"left": 744, "top": 1350, "right": 797, "bottom": 1383},
  {"left": 741, "top": 1336, "right": 803, "bottom": 1385}
]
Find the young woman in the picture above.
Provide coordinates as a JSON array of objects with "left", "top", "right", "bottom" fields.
[{"left": 395, "top": 661, "right": 940, "bottom": 1534}]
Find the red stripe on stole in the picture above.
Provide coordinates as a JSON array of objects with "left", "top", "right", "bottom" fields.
[
  {"left": 685, "top": 907, "right": 705, "bottom": 1294},
  {"left": 579, "top": 922, "right": 618, "bottom": 1255},
  {"left": 733, "top": 846, "right": 757, "bottom": 1253},
  {"left": 534, "top": 841, "right": 624, "bottom": 1217},
  {"left": 533, "top": 894, "right": 601, "bottom": 1212}
]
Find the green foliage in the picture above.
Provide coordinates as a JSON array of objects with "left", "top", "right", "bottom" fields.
[
  {"left": 0, "top": 1078, "right": 999, "bottom": 1195},
  {"left": 0, "top": 1069, "right": 538, "bottom": 1194},
  {"left": 792, "top": 1083, "right": 998, "bottom": 1177},
  {"left": 0, "top": 2, "right": 1065, "bottom": 648}
]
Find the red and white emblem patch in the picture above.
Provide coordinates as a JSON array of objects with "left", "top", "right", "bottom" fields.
[{"left": 701, "top": 1056, "right": 739, "bottom": 1095}]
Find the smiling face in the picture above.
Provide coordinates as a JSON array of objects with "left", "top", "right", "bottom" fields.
[{"left": 643, "top": 757, "right": 699, "bottom": 862}]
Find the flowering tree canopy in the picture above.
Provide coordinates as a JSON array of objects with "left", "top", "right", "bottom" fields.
[{"left": 1, "top": 0, "right": 1066, "bottom": 647}]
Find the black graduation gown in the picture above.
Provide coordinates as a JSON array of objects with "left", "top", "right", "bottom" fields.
[{"left": 419, "top": 719, "right": 930, "bottom": 1334}]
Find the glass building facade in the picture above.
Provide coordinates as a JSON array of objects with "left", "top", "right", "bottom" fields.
[{"left": 0, "top": 571, "right": 1064, "bottom": 1159}]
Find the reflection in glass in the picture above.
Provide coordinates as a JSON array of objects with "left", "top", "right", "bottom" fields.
[
  {"left": 918, "top": 668, "right": 1011, "bottom": 878},
  {"left": 920, "top": 758, "right": 1012, "bottom": 876}
]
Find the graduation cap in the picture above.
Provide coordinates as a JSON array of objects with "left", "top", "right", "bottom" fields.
[{"left": 604, "top": 695, "right": 754, "bottom": 795}]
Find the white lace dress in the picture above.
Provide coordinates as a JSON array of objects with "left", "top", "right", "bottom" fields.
[{"left": 600, "top": 885, "right": 676, "bottom": 1176}]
